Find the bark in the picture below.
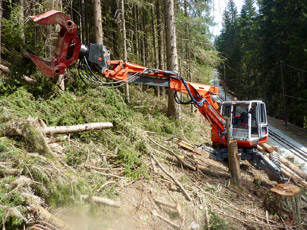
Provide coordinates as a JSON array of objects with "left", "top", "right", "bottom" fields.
[
  {"left": 0, "top": 0, "right": 2, "bottom": 61},
  {"left": 43, "top": 122, "right": 113, "bottom": 135},
  {"left": 257, "top": 144, "right": 265, "bottom": 152},
  {"left": 93, "top": 0, "right": 103, "bottom": 44},
  {"left": 134, "top": 5, "right": 139, "bottom": 57},
  {"left": 260, "top": 143, "right": 274, "bottom": 153},
  {"left": 228, "top": 140, "right": 241, "bottom": 185},
  {"left": 81, "top": 195, "right": 120, "bottom": 208},
  {"left": 0, "top": 64, "right": 9, "bottom": 73},
  {"left": 156, "top": 1, "right": 165, "bottom": 95},
  {"left": 81, "top": 0, "right": 85, "bottom": 43},
  {"left": 151, "top": 3, "right": 160, "bottom": 97},
  {"left": 121, "top": 0, "right": 130, "bottom": 102},
  {"left": 164, "top": 0, "right": 180, "bottom": 119},
  {"left": 19, "top": 0, "right": 25, "bottom": 44},
  {"left": 21, "top": 75, "right": 36, "bottom": 84},
  {"left": 57, "top": 75, "right": 65, "bottom": 91},
  {"left": 226, "top": 118, "right": 241, "bottom": 185},
  {"left": 46, "top": 0, "right": 65, "bottom": 91},
  {"left": 34, "top": 205, "right": 73, "bottom": 229},
  {"left": 264, "top": 184, "right": 301, "bottom": 226},
  {"left": 84, "top": 0, "right": 89, "bottom": 44},
  {"left": 151, "top": 4, "right": 158, "bottom": 69},
  {"left": 156, "top": 0, "right": 164, "bottom": 70},
  {"left": 280, "top": 164, "right": 307, "bottom": 187},
  {"left": 184, "top": 0, "right": 193, "bottom": 112},
  {"left": 278, "top": 152, "right": 307, "bottom": 180},
  {"left": 142, "top": 9, "right": 146, "bottom": 66}
]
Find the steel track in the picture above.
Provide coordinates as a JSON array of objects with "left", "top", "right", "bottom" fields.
[{"left": 269, "top": 129, "right": 307, "bottom": 162}]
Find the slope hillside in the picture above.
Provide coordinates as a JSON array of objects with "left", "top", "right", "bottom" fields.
[{"left": 0, "top": 83, "right": 306, "bottom": 229}]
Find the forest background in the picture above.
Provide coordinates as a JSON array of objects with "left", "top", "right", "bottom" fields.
[{"left": 1, "top": 0, "right": 306, "bottom": 127}]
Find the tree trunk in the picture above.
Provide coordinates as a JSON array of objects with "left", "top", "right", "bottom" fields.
[
  {"left": 156, "top": 0, "right": 165, "bottom": 95},
  {"left": 226, "top": 118, "right": 241, "bottom": 185},
  {"left": 151, "top": 2, "right": 159, "bottom": 97},
  {"left": 142, "top": 9, "right": 146, "bottom": 67},
  {"left": 164, "top": 0, "right": 180, "bottom": 119},
  {"left": 264, "top": 184, "right": 301, "bottom": 226},
  {"left": 0, "top": 0, "right": 2, "bottom": 61},
  {"left": 80, "top": 0, "right": 85, "bottom": 43},
  {"left": 19, "top": 0, "right": 25, "bottom": 44},
  {"left": 134, "top": 5, "right": 139, "bottom": 57},
  {"left": 45, "top": 0, "right": 64, "bottom": 91},
  {"left": 43, "top": 122, "right": 113, "bottom": 135},
  {"left": 93, "top": 0, "right": 103, "bottom": 44},
  {"left": 84, "top": 0, "right": 89, "bottom": 45},
  {"left": 121, "top": 0, "right": 130, "bottom": 102},
  {"left": 184, "top": 0, "right": 192, "bottom": 112},
  {"left": 151, "top": 4, "right": 158, "bottom": 69}
]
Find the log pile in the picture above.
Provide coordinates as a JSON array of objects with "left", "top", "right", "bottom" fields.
[{"left": 258, "top": 143, "right": 307, "bottom": 188}]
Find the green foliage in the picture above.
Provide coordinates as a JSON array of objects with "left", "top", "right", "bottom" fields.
[
  {"left": 117, "top": 145, "right": 148, "bottom": 179},
  {"left": 0, "top": 177, "right": 28, "bottom": 229},
  {"left": 65, "top": 145, "right": 88, "bottom": 166},
  {"left": 204, "top": 210, "right": 231, "bottom": 230}
]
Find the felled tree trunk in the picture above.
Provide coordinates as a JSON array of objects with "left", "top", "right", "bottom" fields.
[
  {"left": 43, "top": 122, "right": 113, "bottom": 135},
  {"left": 264, "top": 184, "right": 301, "bottom": 226}
]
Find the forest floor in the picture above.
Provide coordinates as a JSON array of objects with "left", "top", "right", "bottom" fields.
[{"left": 0, "top": 85, "right": 306, "bottom": 230}]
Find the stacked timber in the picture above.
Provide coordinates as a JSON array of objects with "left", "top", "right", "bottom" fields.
[{"left": 258, "top": 143, "right": 307, "bottom": 188}]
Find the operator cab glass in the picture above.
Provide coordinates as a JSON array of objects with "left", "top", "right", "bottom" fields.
[{"left": 220, "top": 101, "right": 268, "bottom": 143}]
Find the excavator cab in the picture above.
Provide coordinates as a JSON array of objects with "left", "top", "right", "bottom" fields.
[{"left": 220, "top": 100, "right": 268, "bottom": 147}]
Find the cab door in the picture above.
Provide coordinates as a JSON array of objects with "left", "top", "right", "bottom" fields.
[{"left": 258, "top": 102, "right": 268, "bottom": 139}]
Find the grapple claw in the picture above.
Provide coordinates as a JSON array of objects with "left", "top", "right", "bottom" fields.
[{"left": 26, "top": 10, "right": 81, "bottom": 77}]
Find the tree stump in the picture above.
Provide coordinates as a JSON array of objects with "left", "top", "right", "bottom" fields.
[
  {"left": 228, "top": 140, "right": 241, "bottom": 185},
  {"left": 264, "top": 184, "right": 301, "bottom": 226},
  {"left": 226, "top": 118, "right": 241, "bottom": 185}
]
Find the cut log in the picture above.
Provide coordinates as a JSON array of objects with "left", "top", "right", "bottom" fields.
[
  {"left": 153, "top": 198, "right": 182, "bottom": 216},
  {"left": 21, "top": 75, "right": 36, "bottom": 84},
  {"left": 34, "top": 205, "right": 72, "bottom": 229},
  {"left": 260, "top": 143, "right": 274, "bottom": 153},
  {"left": 287, "top": 155, "right": 295, "bottom": 162},
  {"left": 81, "top": 195, "right": 120, "bottom": 208},
  {"left": 263, "top": 152, "right": 307, "bottom": 187},
  {"left": 174, "top": 138, "right": 210, "bottom": 157},
  {"left": 278, "top": 153, "right": 307, "bottom": 180},
  {"left": 43, "top": 122, "right": 113, "bottom": 135},
  {"left": 280, "top": 164, "right": 307, "bottom": 188},
  {"left": 0, "top": 64, "right": 9, "bottom": 73},
  {"left": 257, "top": 145, "right": 265, "bottom": 152},
  {"left": 264, "top": 184, "right": 301, "bottom": 226}
]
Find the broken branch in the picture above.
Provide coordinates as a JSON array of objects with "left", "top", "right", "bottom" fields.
[{"left": 150, "top": 152, "right": 193, "bottom": 202}]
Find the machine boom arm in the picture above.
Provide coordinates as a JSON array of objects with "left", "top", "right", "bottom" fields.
[
  {"left": 104, "top": 60, "right": 226, "bottom": 137},
  {"left": 26, "top": 10, "right": 227, "bottom": 145}
]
